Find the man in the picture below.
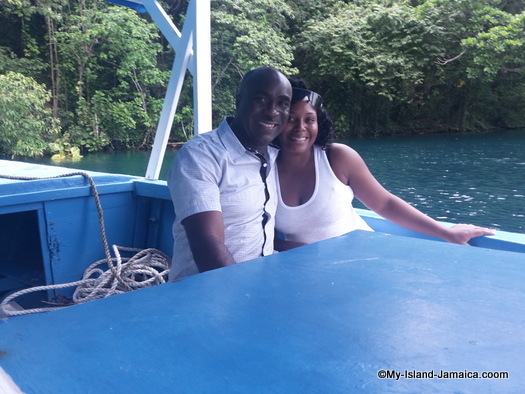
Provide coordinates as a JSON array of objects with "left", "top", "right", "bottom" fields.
[{"left": 167, "top": 67, "right": 292, "bottom": 280}]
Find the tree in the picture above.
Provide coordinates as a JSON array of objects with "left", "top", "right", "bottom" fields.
[
  {"left": 0, "top": 71, "right": 60, "bottom": 157},
  {"left": 54, "top": 1, "right": 167, "bottom": 151},
  {"left": 417, "top": 0, "right": 525, "bottom": 129},
  {"left": 291, "top": 1, "right": 445, "bottom": 134},
  {"left": 2, "top": 0, "right": 525, "bottom": 155},
  {"left": 210, "top": 0, "right": 297, "bottom": 125},
  {"left": 289, "top": 0, "right": 525, "bottom": 134}
]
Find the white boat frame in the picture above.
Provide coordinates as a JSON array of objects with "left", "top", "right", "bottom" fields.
[{"left": 106, "top": 0, "right": 212, "bottom": 180}]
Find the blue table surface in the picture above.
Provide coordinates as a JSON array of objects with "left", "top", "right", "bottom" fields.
[{"left": 1, "top": 231, "right": 524, "bottom": 393}]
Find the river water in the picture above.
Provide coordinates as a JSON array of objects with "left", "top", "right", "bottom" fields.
[{"left": 14, "top": 129, "right": 525, "bottom": 234}]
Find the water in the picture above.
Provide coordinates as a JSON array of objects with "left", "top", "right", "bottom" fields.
[
  {"left": 11, "top": 129, "right": 525, "bottom": 234},
  {"left": 346, "top": 129, "right": 525, "bottom": 233}
]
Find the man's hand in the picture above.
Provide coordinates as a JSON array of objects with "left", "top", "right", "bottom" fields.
[{"left": 182, "top": 211, "right": 236, "bottom": 272}]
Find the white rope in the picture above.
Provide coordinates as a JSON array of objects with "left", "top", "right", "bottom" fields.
[
  {"left": 73, "top": 246, "right": 171, "bottom": 304},
  {"left": 0, "top": 171, "right": 171, "bottom": 317},
  {"left": 0, "top": 246, "right": 171, "bottom": 316}
]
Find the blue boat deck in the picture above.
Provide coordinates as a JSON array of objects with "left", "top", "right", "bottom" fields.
[
  {"left": 1, "top": 158, "right": 524, "bottom": 305},
  {"left": 0, "top": 160, "right": 174, "bottom": 305},
  {"left": 1, "top": 231, "right": 524, "bottom": 392}
]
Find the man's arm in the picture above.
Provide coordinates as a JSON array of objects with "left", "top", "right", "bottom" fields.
[
  {"left": 274, "top": 230, "right": 307, "bottom": 252},
  {"left": 182, "top": 211, "right": 236, "bottom": 273}
]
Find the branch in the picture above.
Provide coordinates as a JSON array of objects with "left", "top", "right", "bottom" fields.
[
  {"left": 435, "top": 49, "right": 467, "bottom": 66},
  {"left": 501, "top": 67, "right": 523, "bottom": 74}
]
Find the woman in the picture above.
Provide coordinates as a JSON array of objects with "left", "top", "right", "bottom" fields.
[{"left": 274, "top": 81, "right": 495, "bottom": 251}]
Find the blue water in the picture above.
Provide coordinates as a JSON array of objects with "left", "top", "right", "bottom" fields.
[
  {"left": 14, "top": 129, "right": 525, "bottom": 233},
  {"left": 346, "top": 129, "right": 525, "bottom": 233}
]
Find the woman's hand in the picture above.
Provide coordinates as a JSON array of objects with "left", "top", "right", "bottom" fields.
[{"left": 442, "top": 224, "right": 496, "bottom": 245}]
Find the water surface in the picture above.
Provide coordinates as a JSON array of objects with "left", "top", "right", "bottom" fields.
[
  {"left": 346, "top": 129, "right": 524, "bottom": 233},
  {"left": 12, "top": 129, "right": 525, "bottom": 233}
]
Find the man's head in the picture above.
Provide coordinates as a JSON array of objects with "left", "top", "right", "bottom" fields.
[{"left": 230, "top": 67, "right": 292, "bottom": 152}]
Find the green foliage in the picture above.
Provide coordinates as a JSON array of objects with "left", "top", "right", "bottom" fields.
[
  {"left": 2, "top": 0, "right": 525, "bottom": 154},
  {"left": 292, "top": 1, "right": 445, "bottom": 133},
  {"left": 463, "top": 13, "right": 525, "bottom": 81},
  {"left": 0, "top": 47, "right": 46, "bottom": 76},
  {"left": 89, "top": 91, "right": 160, "bottom": 150},
  {"left": 210, "top": 0, "right": 297, "bottom": 124},
  {"left": 51, "top": 1, "right": 167, "bottom": 151},
  {"left": 48, "top": 136, "right": 83, "bottom": 160},
  {"left": 291, "top": 0, "right": 525, "bottom": 135},
  {"left": 65, "top": 97, "right": 111, "bottom": 152},
  {"left": 173, "top": 105, "right": 195, "bottom": 141},
  {"left": 0, "top": 71, "right": 60, "bottom": 157}
]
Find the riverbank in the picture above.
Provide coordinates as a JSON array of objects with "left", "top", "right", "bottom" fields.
[
  {"left": 8, "top": 129, "right": 524, "bottom": 233},
  {"left": 338, "top": 125, "right": 525, "bottom": 139}
]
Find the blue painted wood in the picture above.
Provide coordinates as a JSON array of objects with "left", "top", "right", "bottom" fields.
[
  {"left": 356, "top": 208, "right": 525, "bottom": 253},
  {"left": 0, "top": 161, "right": 138, "bottom": 209},
  {"left": 0, "top": 161, "right": 176, "bottom": 300},
  {"left": 42, "top": 192, "right": 139, "bottom": 289},
  {"left": 0, "top": 231, "right": 523, "bottom": 393},
  {"left": 1, "top": 159, "right": 523, "bottom": 312}
]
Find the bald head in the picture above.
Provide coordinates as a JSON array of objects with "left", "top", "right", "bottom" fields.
[{"left": 236, "top": 68, "right": 290, "bottom": 108}]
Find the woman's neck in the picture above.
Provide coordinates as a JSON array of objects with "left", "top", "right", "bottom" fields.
[{"left": 277, "top": 146, "right": 315, "bottom": 170}]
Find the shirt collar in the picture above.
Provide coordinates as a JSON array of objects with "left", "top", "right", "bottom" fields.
[{"left": 217, "top": 116, "right": 280, "bottom": 163}]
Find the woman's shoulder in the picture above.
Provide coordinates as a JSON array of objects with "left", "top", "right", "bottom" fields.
[
  {"left": 327, "top": 143, "right": 362, "bottom": 162},
  {"left": 325, "top": 143, "right": 366, "bottom": 184}
]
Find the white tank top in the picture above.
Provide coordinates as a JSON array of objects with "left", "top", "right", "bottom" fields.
[{"left": 275, "top": 145, "right": 373, "bottom": 244}]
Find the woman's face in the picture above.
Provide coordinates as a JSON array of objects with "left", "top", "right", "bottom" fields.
[{"left": 278, "top": 100, "right": 318, "bottom": 154}]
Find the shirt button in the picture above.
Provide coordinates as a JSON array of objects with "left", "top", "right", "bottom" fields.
[{"left": 263, "top": 163, "right": 267, "bottom": 167}]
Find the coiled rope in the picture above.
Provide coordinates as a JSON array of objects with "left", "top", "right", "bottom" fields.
[{"left": 0, "top": 171, "right": 171, "bottom": 317}]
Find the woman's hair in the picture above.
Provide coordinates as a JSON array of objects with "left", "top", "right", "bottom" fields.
[{"left": 288, "top": 78, "right": 335, "bottom": 149}]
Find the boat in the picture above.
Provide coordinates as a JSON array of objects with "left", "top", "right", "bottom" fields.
[{"left": 1, "top": 0, "right": 525, "bottom": 392}]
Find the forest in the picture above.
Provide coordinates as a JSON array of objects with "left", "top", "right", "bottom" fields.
[{"left": 1, "top": 0, "right": 525, "bottom": 157}]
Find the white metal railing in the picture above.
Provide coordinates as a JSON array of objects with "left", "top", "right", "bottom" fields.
[{"left": 105, "top": 0, "right": 212, "bottom": 180}]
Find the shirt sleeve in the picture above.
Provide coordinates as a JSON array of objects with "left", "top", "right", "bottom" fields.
[{"left": 167, "top": 143, "right": 222, "bottom": 222}]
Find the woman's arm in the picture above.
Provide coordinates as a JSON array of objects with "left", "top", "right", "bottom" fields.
[{"left": 328, "top": 143, "right": 495, "bottom": 244}]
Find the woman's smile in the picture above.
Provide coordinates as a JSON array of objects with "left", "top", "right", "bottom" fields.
[{"left": 279, "top": 100, "right": 318, "bottom": 152}]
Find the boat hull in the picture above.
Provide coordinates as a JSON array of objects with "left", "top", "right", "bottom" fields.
[{"left": 1, "top": 159, "right": 524, "bottom": 306}]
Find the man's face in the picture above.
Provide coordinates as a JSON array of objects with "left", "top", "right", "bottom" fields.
[{"left": 235, "top": 70, "right": 292, "bottom": 150}]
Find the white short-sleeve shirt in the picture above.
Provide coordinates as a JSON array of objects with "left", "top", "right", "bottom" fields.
[{"left": 167, "top": 117, "right": 279, "bottom": 280}]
